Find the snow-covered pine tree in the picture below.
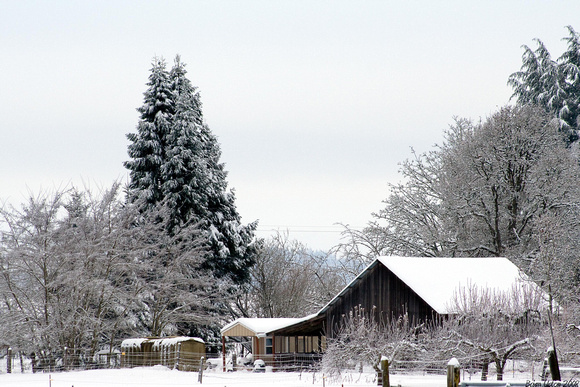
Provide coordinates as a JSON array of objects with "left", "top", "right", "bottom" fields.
[
  {"left": 125, "top": 55, "right": 256, "bottom": 284},
  {"left": 161, "top": 56, "right": 205, "bottom": 231},
  {"left": 559, "top": 26, "right": 580, "bottom": 139},
  {"left": 508, "top": 40, "right": 549, "bottom": 106},
  {"left": 124, "top": 57, "right": 174, "bottom": 205},
  {"left": 508, "top": 26, "right": 580, "bottom": 144}
]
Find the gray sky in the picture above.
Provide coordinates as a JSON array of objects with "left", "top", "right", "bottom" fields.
[{"left": 1, "top": 1, "right": 579, "bottom": 250}]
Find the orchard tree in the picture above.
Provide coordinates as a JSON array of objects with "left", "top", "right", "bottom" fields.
[
  {"left": 445, "top": 285, "right": 546, "bottom": 381},
  {"left": 125, "top": 55, "right": 256, "bottom": 284},
  {"left": 552, "top": 303, "right": 580, "bottom": 364},
  {"left": 322, "top": 308, "right": 424, "bottom": 376}
]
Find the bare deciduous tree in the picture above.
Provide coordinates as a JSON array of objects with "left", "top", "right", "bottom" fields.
[
  {"left": 0, "top": 184, "right": 219, "bottom": 364},
  {"left": 241, "top": 231, "right": 347, "bottom": 318}
]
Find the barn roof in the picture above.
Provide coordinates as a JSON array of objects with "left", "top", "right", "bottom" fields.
[
  {"left": 320, "top": 256, "right": 541, "bottom": 315},
  {"left": 382, "top": 256, "right": 535, "bottom": 313}
]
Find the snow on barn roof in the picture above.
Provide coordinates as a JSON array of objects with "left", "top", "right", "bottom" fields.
[
  {"left": 221, "top": 316, "right": 315, "bottom": 336},
  {"left": 319, "top": 256, "right": 542, "bottom": 316},
  {"left": 378, "top": 256, "right": 538, "bottom": 314}
]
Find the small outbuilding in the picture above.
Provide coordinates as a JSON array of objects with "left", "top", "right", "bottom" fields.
[
  {"left": 121, "top": 336, "right": 205, "bottom": 371},
  {"left": 220, "top": 317, "right": 322, "bottom": 370}
]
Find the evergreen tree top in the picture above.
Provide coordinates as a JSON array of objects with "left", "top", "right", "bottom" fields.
[
  {"left": 124, "top": 55, "right": 257, "bottom": 285},
  {"left": 508, "top": 26, "right": 580, "bottom": 144},
  {"left": 138, "top": 57, "right": 174, "bottom": 122}
]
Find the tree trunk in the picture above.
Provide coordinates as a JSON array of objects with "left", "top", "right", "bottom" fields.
[
  {"left": 495, "top": 359, "right": 504, "bottom": 381},
  {"left": 481, "top": 358, "right": 489, "bottom": 381}
]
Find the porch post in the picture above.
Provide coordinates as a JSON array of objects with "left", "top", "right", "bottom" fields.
[
  {"left": 272, "top": 334, "right": 276, "bottom": 372},
  {"left": 222, "top": 336, "right": 226, "bottom": 372}
]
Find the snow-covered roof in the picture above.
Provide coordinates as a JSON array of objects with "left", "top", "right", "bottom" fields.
[
  {"left": 120, "top": 338, "right": 149, "bottom": 349},
  {"left": 120, "top": 336, "right": 204, "bottom": 349},
  {"left": 221, "top": 316, "right": 314, "bottom": 336},
  {"left": 151, "top": 336, "right": 204, "bottom": 349},
  {"left": 319, "top": 256, "right": 544, "bottom": 315},
  {"left": 383, "top": 256, "right": 540, "bottom": 314},
  {"left": 380, "top": 256, "right": 540, "bottom": 313}
]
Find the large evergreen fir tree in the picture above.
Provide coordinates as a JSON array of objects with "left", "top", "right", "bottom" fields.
[
  {"left": 125, "top": 57, "right": 174, "bottom": 204},
  {"left": 560, "top": 26, "right": 580, "bottom": 136},
  {"left": 508, "top": 26, "right": 580, "bottom": 144},
  {"left": 125, "top": 55, "right": 256, "bottom": 284}
]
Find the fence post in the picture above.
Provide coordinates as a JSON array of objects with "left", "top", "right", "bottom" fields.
[
  {"left": 547, "top": 347, "right": 561, "bottom": 381},
  {"left": 198, "top": 356, "right": 205, "bottom": 384},
  {"left": 378, "top": 356, "right": 389, "bottom": 387},
  {"left": 447, "top": 358, "right": 460, "bottom": 387},
  {"left": 7, "top": 347, "right": 12, "bottom": 373}
]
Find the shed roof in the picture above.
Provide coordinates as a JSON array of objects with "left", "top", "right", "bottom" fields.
[
  {"left": 120, "top": 336, "right": 204, "bottom": 349},
  {"left": 221, "top": 316, "right": 315, "bottom": 337}
]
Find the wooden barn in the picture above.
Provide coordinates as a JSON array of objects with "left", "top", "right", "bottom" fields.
[
  {"left": 221, "top": 256, "right": 545, "bottom": 367},
  {"left": 120, "top": 336, "right": 205, "bottom": 371}
]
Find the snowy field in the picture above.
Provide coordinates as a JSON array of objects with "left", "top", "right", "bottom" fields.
[
  {"left": 0, "top": 356, "right": 549, "bottom": 387},
  {"left": 0, "top": 365, "right": 546, "bottom": 387},
  {"left": 0, "top": 367, "right": 447, "bottom": 387}
]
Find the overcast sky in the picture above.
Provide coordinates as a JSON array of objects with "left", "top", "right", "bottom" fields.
[{"left": 1, "top": 1, "right": 579, "bottom": 251}]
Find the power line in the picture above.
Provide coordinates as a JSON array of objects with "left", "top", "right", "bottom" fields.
[{"left": 256, "top": 224, "right": 365, "bottom": 233}]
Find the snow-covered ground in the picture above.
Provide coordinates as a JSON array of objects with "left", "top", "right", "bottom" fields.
[
  {"left": 0, "top": 366, "right": 446, "bottom": 387},
  {"left": 0, "top": 365, "right": 548, "bottom": 387},
  {"left": 0, "top": 354, "right": 551, "bottom": 387}
]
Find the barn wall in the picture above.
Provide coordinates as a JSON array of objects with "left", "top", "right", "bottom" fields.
[{"left": 325, "top": 262, "right": 437, "bottom": 337}]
